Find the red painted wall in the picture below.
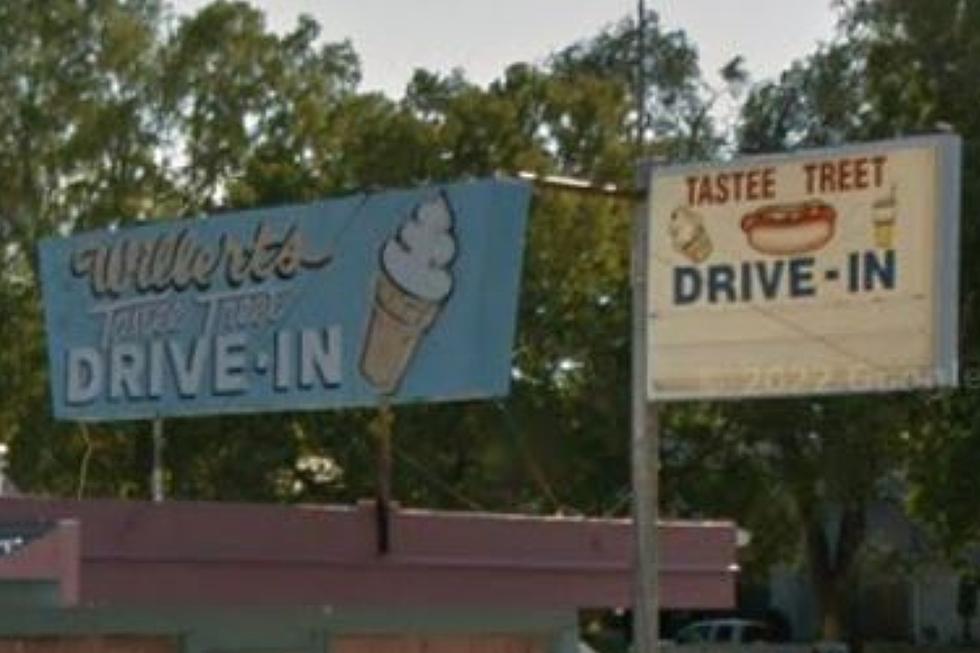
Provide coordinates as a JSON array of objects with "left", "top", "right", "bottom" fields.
[{"left": 0, "top": 498, "right": 735, "bottom": 611}]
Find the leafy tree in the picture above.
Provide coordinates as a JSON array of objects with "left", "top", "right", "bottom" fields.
[
  {"left": 16, "top": 4, "right": 980, "bottom": 645},
  {"left": 731, "top": 39, "right": 892, "bottom": 639},
  {"left": 726, "top": 0, "right": 980, "bottom": 639},
  {"left": 0, "top": 1, "right": 723, "bottom": 519},
  {"left": 737, "top": 42, "right": 870, "bottom": 153},
  {"left": 840, "top": 0, "right": 980, "bottom": 561},
  {"left": 0, "top": 0, "right": 169, "bottom": 497},
  {"left": 161, "top": 1, "right": 360, "bottom": 210}
]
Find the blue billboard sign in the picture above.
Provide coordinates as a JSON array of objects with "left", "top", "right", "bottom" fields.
[{"left": 39, "top": 179, "right": 531, "bottom": 421}]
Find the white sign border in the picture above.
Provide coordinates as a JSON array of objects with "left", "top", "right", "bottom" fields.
[{"left": 642, "top": 133, "right": 962, "bottom": 401}]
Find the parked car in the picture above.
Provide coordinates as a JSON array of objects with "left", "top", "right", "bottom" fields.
[{"left": 674, "top": 619, "right": 775, "bottom": 645}]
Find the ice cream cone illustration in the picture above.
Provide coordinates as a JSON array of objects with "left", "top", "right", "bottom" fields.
[
  {"left": 872, "top": 184, "right": 897, "bottom": 248},
  {"left": 669, "top": 206, "right": 713, "bottom": 263},
  {"left": 360, "top": 192, "right": 457, "bottom": 394}
]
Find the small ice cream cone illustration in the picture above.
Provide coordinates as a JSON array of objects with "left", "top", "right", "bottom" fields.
[
  {"left": 360, "top": 192, "right": 457, "bottom": 394},
  {"left": 669, "top": 206, "right": 713, "bottom": 263},
  {"left": 872, "top": 184, "right": 897, "bottom": 248}
]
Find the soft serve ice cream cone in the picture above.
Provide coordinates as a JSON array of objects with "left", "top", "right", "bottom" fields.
[
  {"left": 360, "top": 192, "right": 457, "bottom": 394},
  {"left": 872, "top": 184, "right": 897, "bottom": 249},
  {"left": 669, "top": 206, "right": 713, "bottom": 263}
]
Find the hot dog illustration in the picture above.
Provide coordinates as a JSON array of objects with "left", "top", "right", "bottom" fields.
[{"left": 740, "top": 201, "right": 837, "bottom": 256}]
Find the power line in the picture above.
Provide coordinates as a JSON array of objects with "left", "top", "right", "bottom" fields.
[
  {"left": 391, "top": 444, "right": 485, "bottom": 512},
  {"left": 516, "top": 169, "right": 900, "bottom": 379}
]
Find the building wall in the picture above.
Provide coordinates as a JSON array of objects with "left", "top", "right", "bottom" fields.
[
  {"left": 0, "top": 634, "right": 552, "bottom": 653},
  {"left": 333, "top": 635, "right": 549, "bottom": 653},
  {"left": 0, "top": 498, "right": 736, "bottom": 612},
  {"left": 0, "top": 637, "right": 176, "bottom": 653},
  {"left": 0, "top": 607, "right": 578, "bottom": 653},
  {"left": 861, "top": 581, "right": 910, "bottom": 640},
  {"left": 913, "top": 568, "right": 979, "bottom": 645},
  {"left": 769, "top": 566, "right": 817, "bottom": 641}
]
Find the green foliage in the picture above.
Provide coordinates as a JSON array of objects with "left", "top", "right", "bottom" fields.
[
  {"left": 0, "top": 0, "right": 172, "bottom": 498},
  {"left": 841, "top": 0, "right": 980, "bottom": 560},
  {"left": 161, "top": 1, "right": 360, "bottom": 210},
  {"left": 732, "top": 0, "right": 980, "bottom": 636},
  {"left": 0, "top": 1, "right": 721, "bottom": 516},
  {"left": 6, "top": 4, "right": 980, "bottom": 641},
  {"left": 737, "top": 41, "right": 870, "bottom": 153},
  {"left": 906, "top": 393, "right": 980, "bottom": 561}
]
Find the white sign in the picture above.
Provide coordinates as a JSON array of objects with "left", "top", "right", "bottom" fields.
[{"left": 646, "top": 135, "right": 961, "bottom": 400}]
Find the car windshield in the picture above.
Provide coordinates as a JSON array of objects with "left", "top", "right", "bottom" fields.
[
  {"left": 742, "top": 625, "right": 771, "bottom": 643},
  {"left": 715, "top": 624, "right": 734, "bottom": 642},
  {"left": 676, "top": 624, "right": 712, "bottom": 644}
]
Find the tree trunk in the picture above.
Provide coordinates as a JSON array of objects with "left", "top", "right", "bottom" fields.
[
  {"left": 817, "top": 577, "right": 845, "bottom": 641},
  {"left": 805, "top": 502, "right": 866, "bottom": 642}
]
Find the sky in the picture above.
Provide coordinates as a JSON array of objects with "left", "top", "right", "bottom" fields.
[{"left": 169, "top": 1, "right": 841, "bottom": 97}]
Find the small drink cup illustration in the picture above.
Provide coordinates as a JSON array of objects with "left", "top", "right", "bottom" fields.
[
  {"left": 669, "top": 206, "right": 713, "bottom": 263},
  {"left": 872, "top": 185, "right": 897, "bottom": 248},
  {"left": 360, "top": 193, "right": 456, "bottom": 394}
]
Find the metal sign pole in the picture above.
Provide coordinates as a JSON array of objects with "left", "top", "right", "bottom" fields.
[
  {"left": 151, "top": 417, "right": 165, "bottom": 502},
  {"left": 631, "top": 185, "right": 659, "bottom": 653},
  {"left": 635, "top": 0, "right": 646, "bottom": 150},
  {"left": 634, "top": 0, "right": 656, "bottom": 630},
  {"left": 370, "top": 401, "right": 395, "bottom": 554}
]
